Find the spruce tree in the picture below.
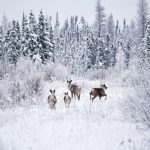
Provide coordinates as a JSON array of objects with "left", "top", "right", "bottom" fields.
[
  {"left": 123, "top": 39, "right": 131, "bottom": 69},
  {"left": 107, "top": 14, "right": 115, "bottom": 40},
  {"left": 115, "top": 20, "right": 119, "bottom": 36},
  {"left": 49, "top": 16, "right": 54, "bottom": 62},
  {"left": 137, "top": 0, "right": 149, "bottom": 40},
  {"left": 21, "top": 13, "right": 29, "bottom": 56},
  {"left": 28, "top": 10, "right": 38, "bottom": 59},
  {"left": 54, "top": 12, "right": 60, "bottom": 63},
  {"left": 7, "top": 20, "right": 21, "bottom": 64},
  {"left": 0, "top": 27, "right": 4, "bottom": 60},
  {"left": 95, "top": 38, "right": 105, "bottom": 69},
  {"left": 94, "top": 0, "right": 106, "bottom": 38},
  {"left": 139, "top": 21, "right": 150, "bottom": 69},
  {"left": 37, "top": 10, "right": 53, "bottom": 63}
]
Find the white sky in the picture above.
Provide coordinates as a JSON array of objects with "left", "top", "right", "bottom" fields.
[{"left": 0, "top": 0, "right": 141, "bottom": 26}]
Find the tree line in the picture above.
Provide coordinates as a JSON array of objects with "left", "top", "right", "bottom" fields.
[{"left": 0, "top": 0, "right": 149, "bottom": 74}]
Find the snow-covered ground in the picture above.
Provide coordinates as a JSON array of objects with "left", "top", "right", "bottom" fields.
[{"left": 0, "top": 79, "right": 150, "bottom": 150}]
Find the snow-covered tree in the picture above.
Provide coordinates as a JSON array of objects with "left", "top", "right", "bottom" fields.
[
  {"left": 103, "top": 34, "right": 114, "bottom": 68},
  {"left": 21, "top": 13, "right": 29, "bottom": 56},
  {"left": 107, "top": 14, "right": 115, "bottom": 40},
  {"left": 137, "top": 0, "right": 149, "bottom": 40},
  {"left": 129, "top": 19, "right": 138, "bottom": 46},
  {"left": 1, "top": 14, "right": 8, "bottom": 36},
  {"left": 123, "top": 39, "right": 131, "bottom": 69},
  {"left": 37, "top": 10, "right": 53, "bottom": 63},
  {"left": 123, "top": 19, "right": 126, "bottom": 29},
  {"left": 0, "top": 27, "right": 4, "bottom": 60},
  {"left": 49, "top": 16, "right": 54, "bottom": 62},
  {"left": 139, "top": 21, "right": 150, "bottom": 69},
  {"left": 54, "top": 12, "right": 60, "bottom": 63},
  {"left": 95, "top": 38, "right": 105, "bottom": 69},
  {"left": 7, "top": 20, "right": 21, "bottom": 64},
  {"left": 86, "top": 32, "right": 97, "bottom": 68},
  {"left": 94, "top": 0, "right": 106, "bottom": 38},
  {"left": 144, "top": 21, "right": 150, "bottom": 60},
  {"left": 77, "top": 19, "right": 92, "bottom": 73},
  {"left": 115, "top": 20, "right": 119, "bottom": 36},
  {"left": 28, "top": 10, "right": 38, "bottom": 59},
  {"left": 58, "top": 19, "right": 69, "bottom": 65},
  {"left": 110, "top": 44, "right": 117, "bottom": 67}
]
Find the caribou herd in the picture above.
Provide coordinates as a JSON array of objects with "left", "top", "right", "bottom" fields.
[{"left": 47, "top": 80, "right": 107, "bottom": 109}]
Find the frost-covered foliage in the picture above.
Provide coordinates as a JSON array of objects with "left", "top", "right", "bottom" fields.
[
  {"left": 0, "top": 57, "right": 69, "bottom": 109},
  {"left": 0, "top": 58, "right": 42, "bottom": 108},
  {"left": 137, "top": 0, "right": 149, "bottom": 40},
  {"left": 83, "top": 68, "right": 109, "bottom": 80},
  {"left": 121, "top": 65, "right": 150, "bottom": 128},
  {"left": 43, "top": 62, "right": 69, "bottom": 81}
]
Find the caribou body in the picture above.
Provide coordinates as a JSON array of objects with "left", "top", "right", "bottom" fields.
[
  {"left": 67, "top": 80, "right": 81, "bottom": 100},
  {"left": 47, "top": 89, "right": 57, "bottom": 109},
  {"left": 90, "top": 84, "right": 107, "bottom": 102},
  {"left": 64, "top": 92, "right": 71, "bottom": 108}
]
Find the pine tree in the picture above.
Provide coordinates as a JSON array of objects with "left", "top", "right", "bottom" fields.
[
  {"left": 37, "top": 10, "right": 53, "bottom": 63},
  {"left": 54, "top": 12, "right": 60, "bottom": 63},
  {"left": 110, "top": 44, "right": 117, "bottom": 67},
  {"left": 139, "top": 21, "right": 150, "bottom": 69},
  {"left": 137, "top": 0, "right": 149, "bottom": 40},
  {"left": 121, "top": 21, "right": 132, "bottom": 69},
  {"left": 130, "top": 19, "right": 138, "bottom": 46},
  {"left": 115, "top": 20, "right": 119, "bottom": 36},
  {"left": 86, "top": 32, "right": 97, "bottom": 68},
  {"left": 21, "top": 13, "right": 29, "bottom": 56},
  {"left": 103, "top": 34, "right": 112, "bottom": 68},
  {"left": 49, "top": 16, "right": 54, "bottom": 62},
  {"left": 95, "top": 38, "right": 105, "bottom": 69},
  {"left": 78, "top": 20, "right": 92, "bottom": 73},
  {"left": 94, "top": 0, "right": 106, "bottom": 38},
  {"left": 144, "top": 22, "right": 150, "bottom": 59},
  {"left": 3, "top": 24, "right": 11, "bottom": 61},
  {"left": 28, "top": 10, "right": 38, "bottom": 59},
  {"left": 16, "top": 21, "right": 21, "bottom": 56},
  {"left": 0, "top": 27, "right": 4, "bottom": 60},
  {"left": 107, "top": 14, "right": 115, "bottom": 40},
  {"left": 1, "top": 14, "right": 8, "bottom": 36},
  {"left": 123, "top": 39, "right": 131, "bottom": 69},
  {"left": 7, "top": 20, "right": 21, "bottom": 64},
  {"left": 59, "top": 19, "right": 69, "bottom": 65},
  {"left": 123, "top": 19, "right": 126, "bottom": 29}
]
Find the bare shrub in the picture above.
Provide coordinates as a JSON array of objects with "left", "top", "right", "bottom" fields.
[
  {"left": 0, "top": 57, "right": 69, "bottom": 108},
  {"left": 43, "top": 62, "right": 69, "bottom": 82},
  {"left": 84, "top": 69, "right": 107, "bottom": 80},
  {"left": 123, "top": 68, "right": 150, "bottom": 128},
  {"left": 0, "top": 60, "right": 14, "bottom": 80}
]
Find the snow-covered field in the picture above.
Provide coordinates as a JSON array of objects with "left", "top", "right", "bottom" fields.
[{"left": 0, "top": 79, "right": 150, "bottom": 150}]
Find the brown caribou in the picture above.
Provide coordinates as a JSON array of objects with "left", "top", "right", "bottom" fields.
[
  {"left": 47, "top": 89, "right": 57, "bottom": 109},
  {"left": 64, "top": 92, "right": 71, "bottom": 108},
  {"left": 67, "top": 80, "right": 81, "bottom": 100},
  {"left": 90, "top": 84, "right": 107, "bottom": 102}
]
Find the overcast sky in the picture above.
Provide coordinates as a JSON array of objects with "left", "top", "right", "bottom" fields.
[{"left": 0, "top": 0, "right": 140, "bottom": 26}]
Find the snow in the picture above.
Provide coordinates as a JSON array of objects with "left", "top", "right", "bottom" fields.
[{"left": 0, "top": 79, "right": 150, "bottom": 150}]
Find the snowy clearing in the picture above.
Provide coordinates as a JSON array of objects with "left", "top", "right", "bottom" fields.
[{"left": 0, "top": 79, "right": 150, "bottom": 150}]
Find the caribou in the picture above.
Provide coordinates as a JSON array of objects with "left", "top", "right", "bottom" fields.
[
  {"left": 64, "top": 92, "right": 71, "bottom": 108},
  {"left": 47, "top": 89, "right": 57, "bottom": 109},
  {"left": 90, "top": 84, "right": 107, "bottom": 102},
  {"left": 67, "top": 80, "right": 81, "bottom": 100}
]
